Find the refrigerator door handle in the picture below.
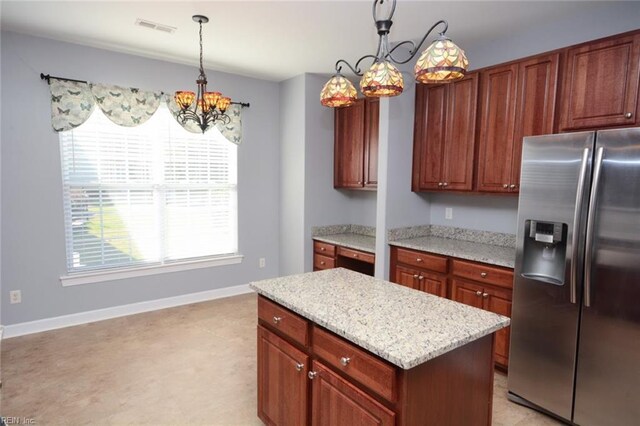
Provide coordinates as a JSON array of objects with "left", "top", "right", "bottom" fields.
[
  {"left": 570, "top": 148, "right": 591, "bottom": 304},
  {"left": 584, "top": 146, "right": 605, "bottom": 308}
]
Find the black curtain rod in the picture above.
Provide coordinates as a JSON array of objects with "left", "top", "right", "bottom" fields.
[{"left": 40, "top": 73, "right": 251, "bottom": 108}]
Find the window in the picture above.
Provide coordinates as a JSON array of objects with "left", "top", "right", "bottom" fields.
[{"left": 59, "top": 105, "right": 238, "bottom": 275}]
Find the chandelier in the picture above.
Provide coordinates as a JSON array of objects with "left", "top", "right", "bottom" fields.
[
  {"left": 320, "top": 0, "right": 469, "bottom": 108},
  {"left": 175, "top": 15, "right": 232, "bottom": 132}
]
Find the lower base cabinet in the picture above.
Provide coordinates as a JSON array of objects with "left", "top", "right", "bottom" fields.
[{"left": 257, "top": 295, "right": 496, "bottom": 426}]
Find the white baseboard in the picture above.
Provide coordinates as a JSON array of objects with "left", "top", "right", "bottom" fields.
[{"left": 2, "top": 284, "right": 253, "bottom": 339}]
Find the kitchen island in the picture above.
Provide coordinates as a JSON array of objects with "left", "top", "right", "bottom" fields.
[{"left": 250, "top": 268, "right": 510, "bottom": 425}]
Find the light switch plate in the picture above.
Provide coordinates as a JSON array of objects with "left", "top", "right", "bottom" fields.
[{"left": 445, "top": 207, "right": 453, "bottom": 220}]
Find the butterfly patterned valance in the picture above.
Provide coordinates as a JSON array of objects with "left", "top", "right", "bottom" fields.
[{"left": 48, "top": 79, "right": 243, "bottom": 145}]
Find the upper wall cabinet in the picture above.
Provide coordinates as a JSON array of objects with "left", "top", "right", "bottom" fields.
[
  {"left": 559, "top": 33, "right": 640, "bottom": 131},
  {"left": 477, "top": 53, "right": 559, "bottom": 193},
  {"left": 412, "top": 72, "right": 478, "bottom": 192},
  {"left": 334, "top": 98, "right": 379, "bottom": 189}
]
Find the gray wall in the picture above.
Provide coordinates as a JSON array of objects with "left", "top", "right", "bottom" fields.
[{"left": 1, "top": 32, "right": 281, "bottom": 325}]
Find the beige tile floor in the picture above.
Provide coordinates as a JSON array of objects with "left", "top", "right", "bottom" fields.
[{"left": 1, "top": 293, "right": 562, "bottom": 425}]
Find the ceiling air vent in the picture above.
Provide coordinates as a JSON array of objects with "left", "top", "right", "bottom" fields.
[{"left": 135, "top": 19, "right": 176, "bottom": 34}]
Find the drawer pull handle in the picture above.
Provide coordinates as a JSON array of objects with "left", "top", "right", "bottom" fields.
[
  {"left": 480, "top": 272, "right": 487, "bottom": 278},
  {"left": 295, "top": 362, "right": 304, "bottom": 372},
  {"left": 273, "top": 316, "right": 282, "bottom": 324},
  {"left": 416, "top": 258, "right": 423, "bottom": 263},
  {"left": 482, "top": 292, "right": 489, "bottom": 298},
  {"left": 476, "top": 291, "right": 482, "bottom": 296},
  {"left": 308, "top": 371, "right": 317, "bottom": 380},
  {"left": 340, "top": 357, "right": 351, "bottom": 366}
]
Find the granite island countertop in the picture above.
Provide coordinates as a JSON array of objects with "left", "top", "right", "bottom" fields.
[
  {"left": 388, "top": 225, "right": 516, "bottom": 268},
  {"left": 313, "top": 233, "right": 376, "bottom": 253},
  {"left": 250, "top": 268, "right": 510, "bottom": 369}
]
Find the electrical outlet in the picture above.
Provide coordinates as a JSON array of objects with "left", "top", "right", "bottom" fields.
[
  {"left": 10, "top": 290, "right": 22, "bottom": 304},
  {"left": 445, "top": 207, "right": 453, "bottom": 220},
  {"left": 259, "top": 258, "right": 266, "bottom": 268}
]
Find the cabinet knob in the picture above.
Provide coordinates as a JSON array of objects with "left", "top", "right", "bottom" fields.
[
  {"left": 438, "top": 182, "right": 443, "bottom": 187},
  {"left": 443, "top": 182, "right": 448, "bottom": 187},
  {"left": 340, "top": 357, "right": 351, "bottom": 366},
  {"left": 418, "top": 276, "right": 424, "bottom": 281},
  {"left": 413, "top": 274, "right": 419, "bottom": 279},
  {"left": 625, "top": 112, "right": 633, "bottom": 119},
  {"left": 273, "top": 316, "right": 282, "bottom": 324},
  {"left": 416, "top": 258, "right": 423, "bottom": 263},
  {"left": 480, "top": 272, "right": 487, "bottom": 278},
  {"left": 482, "top": 292, "right": 489, "bottom": 298},
  {"left": 358, "top": 181, "right": 363, "bottom": 184},
  {"left": 320, "top": 261, "right": 325, "bottom": 265},
  {"left": 364, "top": 180, "right": 369, "bottom": 184},
  {"left": 295, "top": 362, "right": 304, "bottom": 372},
  {"left": 503, "top": 184, "right": 509, "bottom": 188},
  {"left": 353, "top": 254, "right": 358, "bottom": 258},
  {"left": 476, "top": 291, "right": 482, "bottom": 296},
  {"left": 308, "top": 371, "right": 317, "bottom": 380},
  {"left": 320, "top": 247, "right": 325, "bottom": 251},
  {"left": 509, "top": 184, "right": 516, "bottom": 189}
]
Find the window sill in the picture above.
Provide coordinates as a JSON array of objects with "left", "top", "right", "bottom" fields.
[{"left": 60, "top": 254, "right": 244, "bottom": 287}]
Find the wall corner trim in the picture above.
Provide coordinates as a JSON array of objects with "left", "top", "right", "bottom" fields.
[{"left": 2, "top": 284, "right": 253, "bottom": 339}]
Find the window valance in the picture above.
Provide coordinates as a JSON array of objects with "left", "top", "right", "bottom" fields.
[{"left": 48, "top": 79, "right": 243, "bottom": 144}]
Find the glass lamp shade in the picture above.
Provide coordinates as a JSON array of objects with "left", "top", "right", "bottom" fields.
[
  {"left": 197, "top": 99, "right": 210, "bottom": 113},
  {"left": 414, "top": 37, "right": 469, "bottom": 84},
  {"left": 175, "top": 91, "right": 196, "bottom": 110},
  {"left": 216, "top": 96, "right": 231, "bottom": 113},
  {"left": 203, "top": 92, "right": 221, "bottom": 109},
  {"left": 360, "top": 60, "right": 404, "bottom": 97},
  {"left": 320, "top": 74, "right": 358, "bottom": 108}
]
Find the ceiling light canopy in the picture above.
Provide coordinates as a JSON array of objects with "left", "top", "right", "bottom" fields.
[
  {"left": 320, "top": 0, "right": 469, "bottom": 108},
  {"left": 175, "top": 15, "right": 231, "bottom": 132}
]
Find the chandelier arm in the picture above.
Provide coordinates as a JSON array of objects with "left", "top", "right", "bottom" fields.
[
  {"left": 386, "top": 19, "right": 449, "bottom": 65},
  {"left": 386, "top": 40, "right": 416, "bottom": 63},
  {"left": 372, "top": 0, "right": 396, "bottom": 23},
  {"left": 335, "top": 59, "right": 363, "bottom": 76}
]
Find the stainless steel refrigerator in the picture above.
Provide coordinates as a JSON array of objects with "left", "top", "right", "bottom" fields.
[{"left": 508, "top": 127, "right": 640, "bottom": 425}]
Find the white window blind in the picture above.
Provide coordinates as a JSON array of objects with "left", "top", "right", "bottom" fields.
[{"left": 59, "top": 105, "right": 238, "bottom": 273}]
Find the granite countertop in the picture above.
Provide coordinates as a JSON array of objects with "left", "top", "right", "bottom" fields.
[
  {"left": 250, "top": 268, "right": 510, "bottom": 369},
  {"left": 390, "top": 236, "right": 515, "bottom": 268},
  {"left": 388, "top": 225, "right": 516, "bottom": 268},
  {"left": 313, "top": 233, "right": 376, "bottom": 254}
]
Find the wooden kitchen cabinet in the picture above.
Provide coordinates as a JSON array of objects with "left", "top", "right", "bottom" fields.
[
  {"left": 334, "top": 98, "right": 379, "bottom": 189},
  {"left": 559, "top": 32, "right": 640, "bottom": 131},
  {"left": 257, "top": 325, "right": 309, "bottom": 426},
  {"left": 477, "top": 53, "right": 559, "bottom": 193},
  {"left": 390, "top": 246, "right": 514, "bottom": 369},
  {"left": 310, "top": 360, "right": 395, "bottom": 426},
  {"left": 412, "top": 73, "right": 478, "bottom": 192}
]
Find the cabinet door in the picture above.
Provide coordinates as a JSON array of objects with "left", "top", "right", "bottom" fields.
[
  {"left": 477, "top": 63, "right": 518, "bottom": 193},
  {"left": 511, "top": 53, "right": 560, "bottom": 190},
  {"left": 418, "top": 272, "right": 448, "bottom": 298},
  {"left": 412, "top": 83, "right": 448, "bottom": 191},
  {"left": 442, "top": 72, "right": 478, "bottom": 191},
  {"left": 258, "top": 325, "right": 309, "bottom": 426},
  {"left": 363, "top": 98, "right": 379, "bottom": 188},
  {"left": 334, "top": 99, "right": 365, "bottom": 188},
  {"left": 482, "top": 286, "right": 513, "bottom": 368},
  {"left": 559, "top": 33, "right": 640, "bottom": 130},
  {"left": 451, "top": 279, "right": 484, "bottom": 309},
  {"left": 310, "top": 361, "right": 395, "bottom": 426},
  {"left": 392, "top": 265, "right": 419, "bottom": 290}
]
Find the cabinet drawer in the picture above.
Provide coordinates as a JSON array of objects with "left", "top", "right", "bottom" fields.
[
  {"left": 314, "top": 253, "right": 335, "bottom": 270},
  {"left": 395, "top": 247, "right": 448, "bottom": 273},
  {"left": 313, "top": 240, "right": 336, "bottom": 257},
  {"left": 337, "top": 246, "right": 375, "bottom": 264},
  {"left": 451, "top": 259, "right": 514, "bottom": 289},
  {"left": 258, "top": 296, "right": 309, "bottom": 347},
  {"left": 312, "top": 326, "right": 397, "bottom": 402}
]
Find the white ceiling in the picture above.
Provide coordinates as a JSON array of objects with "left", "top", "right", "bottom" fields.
[{"left": 0, "top": 1, "right": 619, "bottom": 82}]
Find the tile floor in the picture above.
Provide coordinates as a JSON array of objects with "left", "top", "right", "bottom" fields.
[{"left": 1, "top": 293, "right": 562, "bottom": 425}]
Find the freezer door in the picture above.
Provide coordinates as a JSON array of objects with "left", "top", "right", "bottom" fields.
[
  {"left": 508, "top": 132, "right": 594, "bottom": 422},
  {"left": 574, "top": 128, "right": 640, "bottom": 426}
]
